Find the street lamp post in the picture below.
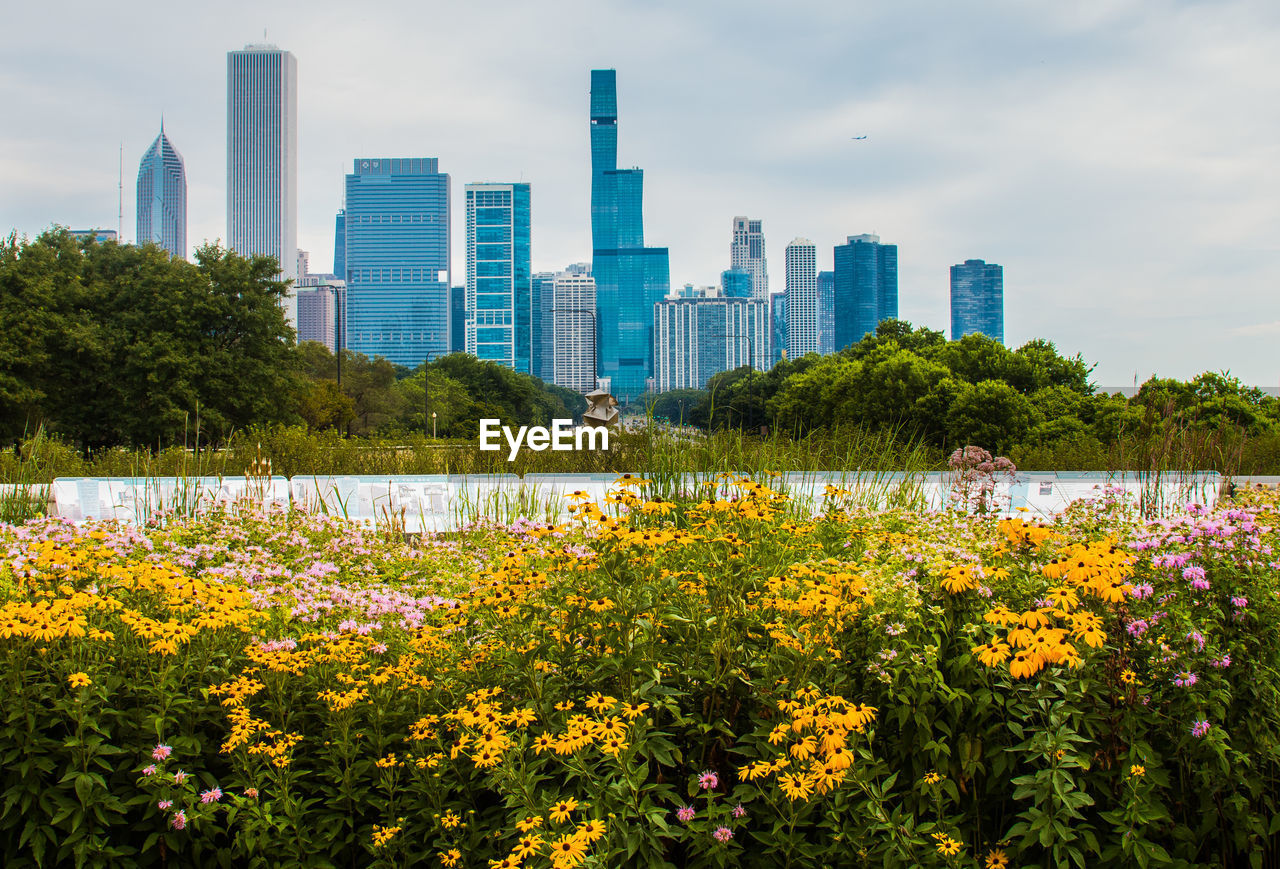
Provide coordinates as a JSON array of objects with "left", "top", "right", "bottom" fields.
[
  {"left": 422, "top": 352, "right": 438, "bottom": 438},
  {"left": 432, "top": 411, "right": 437, "bottom": 439}
]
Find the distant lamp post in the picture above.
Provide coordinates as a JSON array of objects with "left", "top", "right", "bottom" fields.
[{"left": 422, "top": 352, "right": 439, "bottom": 437}]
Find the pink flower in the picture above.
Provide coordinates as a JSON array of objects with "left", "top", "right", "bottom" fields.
[
  {"left": 676, "top": 806, "right": 695, "bottom": 823},
  {"left": 1191, "top": 720, "right": 1211, "bottom": 738},
  {"left": 199, "top": 787, "right": 223, "bottom": 804},
  {"left": 244, "top": 788, "right": 259, "bottom": 799},
  {"left": 173, "top": 770, "right": 188, "bottom": 784},
  {"left": 157, "top": 800, "right": 172, "bottom": 811},
  {"left": 142, "top": 764, "right": 157, "bottom": 776},
  {"left": 698, "top": 770, "right": 718, "bottom": 791},
  {"left": 170, "top": 810, "right": 187, "bottom": 830},
  {"left": 731, "top": 803, "right": 746, "bottom": 818},
  {"left": 713, "top": 826, "right": 733, "bottom": 842},
  {"left": 152, "top": 744, "right": 172, "bottom": 761},
  {"left": 1173, "top": 671, "right": 1198, "bottom": 688}
]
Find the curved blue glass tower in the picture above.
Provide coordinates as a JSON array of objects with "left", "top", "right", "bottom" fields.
[
  {"left": 590, "top": 69, "right": 669, "bottom": 400},
  {"left": 136, "top": 124, "right": 187, "bottom": 259},
  {"left": 950, "top": 259, "right": 1004, "bottom": 343}
]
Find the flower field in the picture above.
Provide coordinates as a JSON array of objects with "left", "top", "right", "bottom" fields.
[{"left": 3, "top": 476, "right": 1280, "bottom": 868}]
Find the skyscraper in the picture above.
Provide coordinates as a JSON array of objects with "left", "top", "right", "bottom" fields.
[
  {"left": 464, "top": 183, "right": 531, "bottom": 374},
  {"left": 590, "top": 69, "right": 670, "bottom": 400},
  {"left": 653, "top": 288, "right": 769, "bottom": 391},
  {"left": 553, "top": 271, "right": 597, "bottom": 393},
  {"left": 295, "top": 275, "right": 344, "bottom": 352},
  {"left": 721, "top": 269, "right": 752, "bottom": 299},
  {"left": 333, "top": 210, "right": 346, "bottom": 278},
  {"left": 771, "top": 292, "right": 787, "bottom": 366},
  {"left": 531, "top": 271, "right": 557, "bottom": 382},
  {"left": 136, "top": 123, "right": 186, "bottom": 259},
  {"left": 785, "top": 239, "right": 818, "bottom": 358},
  {"left": 833, "top": 234, "right": 898, "bottom": 350},
  {"left": 730, "top": 217, "right": 768, "bottom": 299},
  {"left": 817, "top": 270, "right": 835, "bottom": 356},
  {"left": 227, "top": 44, "right": 298, "bottom": 325},
  {"left": 450, "top": 285, "right": 466, "bottom": 353},
  {"left": 951, "top": 259, "right": 1004, "bottom": 343},
  {"left": 342, "top": 158, "right": 450, "bottom": 368}
]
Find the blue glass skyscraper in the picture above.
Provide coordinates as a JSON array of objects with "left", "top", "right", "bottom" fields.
[
  {"left": 464, "top": 183, "right": 531, "bottom": 374},
  {"left": 333, "top": 209, "right": 346, "bottom": 278},
  {"left": 341, "top": 158, "right": 450, "bottom": 369},
  {"left": 833, "top": 234, "right": 898, "bottom": 351},
  {"left": 950, "top": 259, "right": 1004, "bottom": 343},
  {"left": 590, "top": 69, "right": 670, "bottom": 400},
  {"left": 136, "top": 123, "right": 186, "bottom": 259},
  {"left": 817, "top": 270, "right": 835, "bottom": 355}
]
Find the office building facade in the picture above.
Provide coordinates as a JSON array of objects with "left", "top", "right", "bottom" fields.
[
  {"left": 531, "top": 271, "right": 557, "bottom": 382},
  {"left": 950, "top": 259, "right": 1004, "bottom": 343},
  {"left": 833, "top": 234, "right": 897, "bottom": 350},
  {"left": 771, "top": 292, "right": 787, "bottom": 365},
  {"left": 817, "top": 270, "right": 835, "bottom": 356},
  {"left": 136, "top": 124, "right": 186, "bottom": 259},
  {"left": 553, "top": 272, "right": 597, "bottom": 393},
  {"left": 590, "top": 69, "right": 670, "bottom": 401},
  {"left": 449, "top": 285, "right": 466, "bottom": 354},
  {"left": 341, "top": 158, "right": 450, "bottom": 368},
  {"left": 464, "top": 183, "right": 531, "bottom": 374},
  {"left": 653, "top": 289, "right": 769, "bottom": 391},
  {"left": 785, "top": 239, "right": 818, "bottom": 358},
  {"left": 227, "top": 44, "right": 298, "bottom": 325}
]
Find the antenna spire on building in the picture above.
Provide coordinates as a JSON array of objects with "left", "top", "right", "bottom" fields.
[{"left": 118, "top": 142, "right": 123, "bottom": 240}]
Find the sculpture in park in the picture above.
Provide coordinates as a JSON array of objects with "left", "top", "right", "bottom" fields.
[{"left": 582, "top": 389, "right": 620, "bottom": 431}]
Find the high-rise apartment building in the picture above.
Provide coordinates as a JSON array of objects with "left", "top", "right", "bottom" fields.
[
  {"left": 531, "top": 272, "right": 557, "bottom": 382},
  {"left": 785, "top": 239, "right": 818, "bottom": 359},
  {"left": 721, "top": 269, "right": 752, "bottom": 299},
  {"left": 590, "top": 69, "right": 670, "bottom": 401},
  {"left": 653, "top": 288, "right": 769, "bottom": 391},
  {"left": 464, "top": 183, "right": 531, "bottom": 374},
  {"left": 950, "top": 259, "right": 1004, "bottom": 343},
  {"left": 227, "top": 44, "right": 298, "bottom": 325},
  {"left": 730, "top": 217, "right": 768, "bottom": 300},
  {"left": 771, "top": 292, "right": 787, "bottom": 366},
  {"left": 817, "top": 270, "right": 835, "bottom": 356},
  {"left": 136, "top": 123, "right": 186, "bottom": 259},
  {"left": 296, "top": 275, "right": 344, "bottom": 352},
  {"left": 552, "top": 271, "right": 597, "bottom": 393},
  {"left": 833, "top": 234, "right": 897, "bottom": 350},
  {"left": 341, "top": 158, "right": 450, "bottom": 368}
]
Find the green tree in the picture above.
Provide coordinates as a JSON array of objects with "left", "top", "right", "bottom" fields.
[{"left": 945, "top": 379, "right": 1041, "bottom": 452}]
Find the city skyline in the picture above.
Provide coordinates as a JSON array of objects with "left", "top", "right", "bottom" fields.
[{"left": 2, "top": 0, "right": 1278, "bottom": 386}]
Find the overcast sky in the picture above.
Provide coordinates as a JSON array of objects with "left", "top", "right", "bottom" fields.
[{"left": 2, "top": 0, "right": 1278, "bottom": 386}]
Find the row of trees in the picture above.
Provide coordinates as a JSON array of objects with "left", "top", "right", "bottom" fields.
[
  {"left": 644, "top": 320, "right": 1280, "bottom": 454},
  {"left": 0, "top": 230, "right": 582, "bottom": 448}
]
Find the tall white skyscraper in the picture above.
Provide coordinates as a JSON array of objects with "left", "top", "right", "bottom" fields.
[
  {"left": 552, "top": 271, "right": 597, "bottom": 393},
  {"left": 785, "top": 238, "right": 818, "bottom": 358},
  {"left": 730, "top": 216, "right": 768, "bottom": 300},
  {"left": 227, "top": 44, "right": 299, "bottom": 327}
]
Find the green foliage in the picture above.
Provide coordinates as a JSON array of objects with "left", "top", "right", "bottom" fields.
[{"left": 0, "top": 230, "right": 299, "bottom": 448}]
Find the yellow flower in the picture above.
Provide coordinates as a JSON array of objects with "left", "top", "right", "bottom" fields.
[
  {"left": 440, "top": 849, "right": 462, "bottom": 867},
  {"left": 548, "top": 834, "right": 588, "bottom": 867},
  {"left": 940, "top": 565, "right": 979, "bottom": 594},
  {"left": 67, "top": 672, "right": 91, "bottom": 689},
  {"left": 972, "top": 641, "right": 1011, "bottom": 668},
  {"left": 621, "top": 702, "right": 650, "bottom": 720},
  {"left": 985, "top": 848, "right": 1009, "bottom": 868},
  {"left": 515, "top": 816, "right": 543, "bottom": 833},
  {"left": 574, "top": 818, "right": 606, "bottom": 843},
  {"left": 372, "top": 824, "right": 401, "bottom": 847},
  {"left": 931, "top": 832, "right": 963, "bottom": 856},
  {"left": 1130, "top": 764, "right": 1146, "bottom": 777},
  {"left": 549, "top": 797, "right": 579, "bottom": 824},
  {"left": 922, "top": 771, "right": 943, "bottom": 785},
  {"left": 514, "top": 834, "right": 544, "bottom": 858}
]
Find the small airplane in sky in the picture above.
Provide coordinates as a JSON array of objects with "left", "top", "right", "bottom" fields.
[{"left": 851, "top": 135, "right": 868, "bottom": 140}]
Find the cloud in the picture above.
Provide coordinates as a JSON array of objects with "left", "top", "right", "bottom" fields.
[{"left": 1, "top": 0, "right": 1278, "bottom": 385}]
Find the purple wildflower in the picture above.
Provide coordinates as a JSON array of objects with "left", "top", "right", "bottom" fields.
[
  {"left": 157, "top": 800, "right": 172, "bottom": 811},
  {"left": 142, "top": 764, "right": 157, "bottom": 776},
  {"left": 1186, "top": 631, "right": 1205, "bottom": 651},
  {"left": 199, "top": 788, "right": 222, "bottom": 804},
  {"left": 170, "top": 810, "right": 187, "bottom": 830},
  {"left": 173, "top": 770, "right": 188, "bottom": 784},
  {"left": 1210, "top": 655, "right": 1231, "bottom": 668},
  {"left": 713, "top": 826, "right": 734, "bottom": 842},
  {"left": 1231, "top": 596, "right": 1248, "bottom": 608},
  {"left": 152, "top": 744, "right": 172, "bottom": 761},
  {"left": 732, "top": 803, "right": 747, "bottom": 819},
  {"left": 1191, "top": 720, "right": 1211, "bottom": 738},
  {"left": 1130, "top": 583, "right": 1154, "bottom": 600},
  {"left": 698, "top": 770, "right": 719, "bottom": 791},
  {"left": 1126, "top": 619, "right": 1148, "bottom": 638},
  {"left": 677, "top": 806, "right": 696, "bottom": 823},
  {"left": 1173, "top": 671, "right": 1198, "bottom": 688}
]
